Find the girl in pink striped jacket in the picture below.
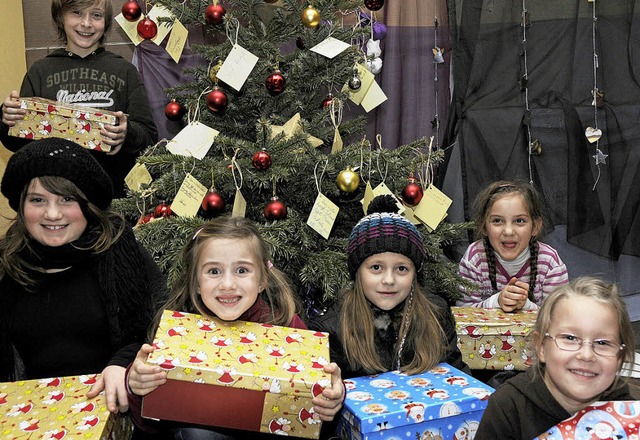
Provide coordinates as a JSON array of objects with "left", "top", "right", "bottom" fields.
[{"left": 457, "top": 180, "right": 568, "bottom": 311}]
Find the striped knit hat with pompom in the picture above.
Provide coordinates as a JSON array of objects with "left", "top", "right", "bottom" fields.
[{"left": 346, "top": 194, "right": 425, "bottom": 278}]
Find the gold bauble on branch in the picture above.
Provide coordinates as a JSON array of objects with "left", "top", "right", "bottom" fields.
[
  {"left": 336, "top": 167, "right": 360, "bottom": 193},
  {"left": 301, "top": 5, "right": 320, "bottom": 28}
]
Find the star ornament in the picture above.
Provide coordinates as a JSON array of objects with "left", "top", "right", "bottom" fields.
[
  {"left": 270, "top": 113, "right": 323, "bottom": 148},
  {"left": 593, "top": 148, "right": 608, "bottom": 165}
]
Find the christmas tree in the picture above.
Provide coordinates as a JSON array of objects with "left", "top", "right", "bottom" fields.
[{"left": 113, "top": 0, "right": 471, "bottom": 315}]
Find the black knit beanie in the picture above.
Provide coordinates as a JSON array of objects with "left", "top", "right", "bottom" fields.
[
  {"left": 1, "top": 138, "right": 113, "bottom": 211},
  {"left": 346, "top": 195, "right": 426, "bottom": 278}
]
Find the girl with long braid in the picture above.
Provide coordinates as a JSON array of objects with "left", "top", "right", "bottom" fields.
[{"left": 456, "top": 180, "right": 568, "bottom": 311}]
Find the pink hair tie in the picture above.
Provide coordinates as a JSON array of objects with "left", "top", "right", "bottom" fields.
[{"left": 267, "top": 260, "right": 274, "bottom": 269}]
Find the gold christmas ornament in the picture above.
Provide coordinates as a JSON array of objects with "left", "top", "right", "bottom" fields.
[
  {"left": 301, "top": 5, "right": 320, "bottom": 28},
  {"left": 336, "top": 167, "right": 360, "bottom": 192}
]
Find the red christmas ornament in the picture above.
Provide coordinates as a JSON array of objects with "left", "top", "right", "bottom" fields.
[
  {"left": 205, "top": 3, "right": 226, "bottom": 25},
  {"left": 206, "top": 88, "right": 228, "bottom": 113},
  {"left": 153, "top": 202, "right": 172, "bottom": 218},
  {"left": 137, "top": 17, "right": 158, "bottom": 39},
  {"left": 252, "top": 149, "right": 272, "bottom": 170},
  {"left": 322, "top": 93, "right": 334, "bottom": 109},
  {"left": 138, "top": 213, "right": 155, "bottom": 225},
  {"left": 265, "top": 69, "right": 286, "bottom": 96},
  {"left": 201, "top": 189, "right": 225, "bottom": 218},
  {"left": 264, "top": 196, "right": 287, "bottom": 221},
  {"left": 164, "top": 99, "right": 185, "bottom": 121},
  {"left": 364, "top": 0, "right": 384, "bottom": 11},
  {"left": 121, "top": 1, "right": 142, "bottom": 21},
  {"left": 401, "top": 178, "right": 424, "bottom": 206}
]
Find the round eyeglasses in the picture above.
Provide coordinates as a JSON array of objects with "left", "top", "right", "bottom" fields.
[{"left": 545, "top": 333, "right": 624, "bottom": 358}]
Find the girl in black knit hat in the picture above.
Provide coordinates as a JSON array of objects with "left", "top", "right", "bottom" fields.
[
  {"left": 0, "top": 137, "right": 168, "bottom": 415},
  {"left": 307, "top": 195, "right": 469, "bottom": 380}
]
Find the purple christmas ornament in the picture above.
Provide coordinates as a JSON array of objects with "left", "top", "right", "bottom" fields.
[{"left": 373, "top": 21, "right": 387, "bottom": 40}]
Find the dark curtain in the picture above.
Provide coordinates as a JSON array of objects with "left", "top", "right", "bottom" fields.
[{"left": 441, "top": 0, "right": 640, "bottom": 260}]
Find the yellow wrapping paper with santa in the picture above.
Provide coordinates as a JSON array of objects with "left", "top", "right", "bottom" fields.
[
  {"left": 452, "top": 306, "right": 538, "bottom": 371},
  {"left": 8, "top": 97, "right": 118, "bottom": 152},
  {"left": 0, "top": 375, "right": 131, "bottom": 439},
  {"left": 142, "top": 310, "right": 332, "bottom": 439}
]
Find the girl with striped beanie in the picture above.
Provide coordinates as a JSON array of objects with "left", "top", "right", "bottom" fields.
[{"left": 308, "top": 195, "right": 469, "bottom": 379}]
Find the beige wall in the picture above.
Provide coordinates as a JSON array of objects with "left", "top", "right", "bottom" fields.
[{"left": 0, "top": 0, "right": 26, "bottom": 234}]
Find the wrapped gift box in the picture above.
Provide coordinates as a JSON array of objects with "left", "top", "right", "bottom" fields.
[
  {"left": 451, "top": 306, "right": 537, "bottom": 371},
  {"left": 142, "top": 310, "right": 331, "bottom": 439},
  {"left": 0, "top": 375, "right": 131, "bottom": 439},
  {"left": 338, "top": 363, "right": 494, "bottom": 439},
  {"left": 8, "top": 97, "right": 118, "bottom": 152},
  {"left": 533, "top": 401, "right": 640, "bottom": 439}
]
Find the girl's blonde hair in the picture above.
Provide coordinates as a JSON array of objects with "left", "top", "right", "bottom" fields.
[
  {"left": 532, "top": 276, "right": 635, "bottom": 389},
  {"left": 155, "top": 217, "right": 299, "bottom": 329},
  {"left": 340, "top": 273, "right": 446, "bottom": 375}
]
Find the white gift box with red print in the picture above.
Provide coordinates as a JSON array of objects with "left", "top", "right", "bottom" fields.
[
  {"left": 142, "top": 309, "right": 332, "bottom": 439},
  {"left": 8, "top": 97, "right": 118, "bottom": 152},
  {"left": 452, "top": 306, "right": 538, "bottom": 371},
  {"left": 338, "top": 363, "right": 494, "bottom": 439},
  {"left": 533, "top": 401, "right": 640, "bottom": 439},
  {"left": 0, "top": 375, "right": 131, "bottom": 439}
]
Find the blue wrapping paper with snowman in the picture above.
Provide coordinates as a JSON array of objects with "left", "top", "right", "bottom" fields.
[
  {"left": 533, "top": 401, "right": 640, "bottom": 439},
  {"left": 338, "top": 363, "right": 494, "bottom": 440}
]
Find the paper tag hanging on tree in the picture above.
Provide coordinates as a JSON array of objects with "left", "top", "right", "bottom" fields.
[
  {"left": 413, "top": 184, "right": 452, "bottom": 232},
  {"left": 166, "top": 19, "right": 188, "bottom": 63},
  {"left": 372, "top": 182, "right": 405, "bottom": 215},
  {"left": 360, "top": 181, "right": 375, "bottom": 214},
  {"left": 307, "top": 193, "right": 339, "bottom": 239},
  {"left": 361, "top": 79, "right": 388, "bottom": 112},
  {"left": 310, "top": 37, "right": 351, "bottom": 59},
  {"left": 125, "top": 162, "right": 152, "bottom": 191},
  {"left": 146, "top": 5, "right": 175, "bottom": 45},
  {"left": 231, "top": 189, "right": 247, "bottom": 218},
  {"left": 216, "top": 45, "right": 259, "bottom": 91},
  {"left": 167, "top": 122, "right": 219, "bottom": 159},
  {"left": 115, "top": 13, "right": 145, "bottom": 45},
  {"left": 402, "top": 206, "right": 422, "bottom": 226},
  {"left": 170, "top": 173, "right": 209, "bottom": 217}
]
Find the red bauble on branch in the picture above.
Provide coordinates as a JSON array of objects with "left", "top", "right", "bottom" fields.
[
  {"left": 322, "top": 93, "right": 334, "bottom": 109},
  {"left": 265, "top": 69, "right": 286, "bottom": 96},
  {"left": 138, "top": 213, "right": 155, "bottom": 225},
  {"left": 206, "top": 87, "right": 228, "bottom": 113},
  {"left": 205, "top": 3, "right": 226, "bottom": 25},
  {"left": 164, "top": 99, "right": 185, "bottom": 121},
  {"left": 201, "top": 189, "right": 226, "bottom": 218},
  {"left": 153, "top": 202, "right": 172, "bottom": 218},
  {"left": 264, "top": 196, "right": 287, "bottom": 221},
  {"left": 252, "top": 149, "right": 272, "bottom": 170},
  {"left": 401, "top": 178, "right": 424, "bottom": 206},
  {"left": 137, "top": 17, "right": 158, "bottom": 39},
  {"left": 121, "top": 1, "right": 142, "bottom": 21}
]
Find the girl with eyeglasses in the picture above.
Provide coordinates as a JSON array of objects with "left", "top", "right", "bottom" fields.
[{"left": 475, "top": 276, "right": 636, "bottom": 440}]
